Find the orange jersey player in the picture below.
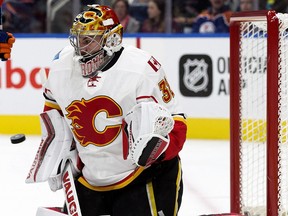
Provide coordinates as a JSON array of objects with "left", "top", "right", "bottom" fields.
[{"left": 0, "top": 32, "right": 15, "bottom": 60}]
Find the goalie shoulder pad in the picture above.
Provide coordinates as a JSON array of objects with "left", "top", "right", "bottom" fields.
[
  {"left": 124, "top": 102, "right": 174, "bottom": 167},
  {"left": 26, "top": 109, "right": 77, "bottom": 184}
]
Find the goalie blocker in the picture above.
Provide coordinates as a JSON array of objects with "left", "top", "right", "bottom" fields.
[{"left": 123, "top": 102, "right": 174, "bottom": 167}]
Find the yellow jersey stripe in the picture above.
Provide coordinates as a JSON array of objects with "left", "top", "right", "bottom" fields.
[
  {"left": 173, "top": 116, "right": 187, "bottom": 124},
  {"left": 78, "top": 166, "right": 145, "bottom": 191},
  {"left": 44, "top": 101, "right": 61, "bottom": 110},
  {"left": 146, "top": 181, "right": 158, "bottom": 216},
  {"left": 174, "top": 160, "right": 182, "bottom": 216}
]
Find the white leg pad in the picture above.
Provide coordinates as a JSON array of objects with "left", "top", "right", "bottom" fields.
[
  {"left": 36, "top": 207, "right": 67, "bottom": 216},
  {"left": 26, "top": 109, "right": 76, "bottom": 184}
]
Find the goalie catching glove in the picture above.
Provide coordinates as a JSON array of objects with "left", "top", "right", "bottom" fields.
[{"left": 123, "top": 102, "right": 174, "bottom": 167}]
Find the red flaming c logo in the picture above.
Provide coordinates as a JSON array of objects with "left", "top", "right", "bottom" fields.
[{"left": 66, "top": 96, "right": 122, "bottom": 147}]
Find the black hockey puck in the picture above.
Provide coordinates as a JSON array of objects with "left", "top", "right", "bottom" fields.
[{"left": 10, "top": 134, "right": 26, "bottom": 144}]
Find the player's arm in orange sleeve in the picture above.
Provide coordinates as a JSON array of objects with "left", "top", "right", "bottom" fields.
[{"left": 0, "top": 32, "right": 15, "bottom": 60}]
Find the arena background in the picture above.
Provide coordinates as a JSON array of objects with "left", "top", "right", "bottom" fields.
[{"left": 0, "top": 33, "right": 230, "bottom": 140}]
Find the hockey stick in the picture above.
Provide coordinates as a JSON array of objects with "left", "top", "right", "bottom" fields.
[
  {"left": 62, "top": 160, "right": 82, "bottom": 216},
  {"left": 0, "top": 0, "right": 10, "bottom": 61},
  {"left": 35, "top": 160, "right": 83, "bottom": 216},
  {"left": 35, "top": 160, "right": 82, "bottom": 216},
  {"left": 36, "top": 207, "right": 67, "bottom": 216},
  {"left": 0, "top": 0, "right": 3, "bottom": 30}
]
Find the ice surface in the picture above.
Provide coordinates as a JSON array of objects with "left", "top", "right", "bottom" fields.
[{"left": 0, "top": 135, "right": 230, "bottom": 216}]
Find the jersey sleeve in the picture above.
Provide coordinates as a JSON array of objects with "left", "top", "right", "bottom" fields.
[
  {"left": 136, "top": 56, "right": 187, "bottom": 161},
  {"left": 136, "top": 56, "right": 176, "bottom": 109},
  {"left": 41, "top": 46, "right": 73, "bottom": 116},
  {"left": 41, "top": 59, "right": 63, "bottom": 115},
  {"left": 42, "top": 87, "right": 62, "bottom": 115}
]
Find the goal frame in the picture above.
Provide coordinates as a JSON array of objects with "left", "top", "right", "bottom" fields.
[{"left": 230, "top": 10, "right": 280, "bottom": 216}]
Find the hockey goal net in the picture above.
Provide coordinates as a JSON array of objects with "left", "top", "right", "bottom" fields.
[{"left": 230, "top": 10, "right": 288, "bottom": 216}]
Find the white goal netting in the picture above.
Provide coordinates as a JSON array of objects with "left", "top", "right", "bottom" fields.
[{"left": 232, "top": 12, "right": 288, "bottom": 216}]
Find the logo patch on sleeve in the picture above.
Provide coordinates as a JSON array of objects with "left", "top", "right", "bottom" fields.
[{"left": 148, "top": 56, "right": 161, "bottom": 72}]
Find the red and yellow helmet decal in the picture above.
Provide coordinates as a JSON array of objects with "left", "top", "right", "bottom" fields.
[{"left": 71, "top": 5, "right": 122, "bottom": 35}]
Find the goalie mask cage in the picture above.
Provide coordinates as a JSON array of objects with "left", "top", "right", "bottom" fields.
[{"left": 230, "top": 10, "right": 288, "bottom": 216}]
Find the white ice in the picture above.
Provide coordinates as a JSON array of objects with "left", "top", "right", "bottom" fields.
[{"left": 0, "top": 135, "right": 230, "bottom": 216}]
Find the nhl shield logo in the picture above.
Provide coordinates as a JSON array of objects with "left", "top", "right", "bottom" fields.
[{"left": 179, "top": 55, "right": 212, "bottom": 97}]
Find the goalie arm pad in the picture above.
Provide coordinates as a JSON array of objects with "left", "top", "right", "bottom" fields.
[
  {"left": 123, "top": 102, "right": 174, "bottom": 167},
  {"left": 26, "top": 109, "right": 81, "bottom": 190}
]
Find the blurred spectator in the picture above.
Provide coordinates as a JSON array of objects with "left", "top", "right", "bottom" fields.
[
  {"left": 3, "top": 0, "right": 43, "bottom": 33},
  {"left": 131, "top": 0, "right": 149, "bottom": 4},
  {"left": 192, "top": 0, "right": 233, "bottom": 33},
  {"left": 140, "top": 0, "right": 166, "bottom": 33},
  {"left": 34, "top": 0, "right": 46, "bottom": 32},
  {"left": 173, "top": 0, "right": 211, "bottom": 33},
  {"left": 129, "top": 2, "right": 148, "bottom": 23},
  {"left": 112, "top": 0, "right": 140, "bottom": 33},
  {"left": 261, "top": 0, "right": 288, "bottom": 12},
  {"left": 272, "top": 0, "right": 288, "bottom": 12},
  {"left": 236, "top": 0, "right": 254, "bottom": 12}
]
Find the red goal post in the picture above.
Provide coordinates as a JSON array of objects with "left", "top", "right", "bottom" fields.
[{"left": 230, "top": 10, "right": 288, "bottom": 216}]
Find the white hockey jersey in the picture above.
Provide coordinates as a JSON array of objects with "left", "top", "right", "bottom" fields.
[{"left": 43, "top": 44, "right": 184, "bottom": 191}]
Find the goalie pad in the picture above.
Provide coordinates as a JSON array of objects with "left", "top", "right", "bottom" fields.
[
  {"left": 123, "top": 102, "right": 174, "bottom": 167},
  {"left": 26, "top": 109, "right": 80, "bottom": 186},
  {"left": 48, "top": 148, "right": 79, "bottom": 192},
  {"left": 36, "top": 207, "right": 67, "bottom": 216}
]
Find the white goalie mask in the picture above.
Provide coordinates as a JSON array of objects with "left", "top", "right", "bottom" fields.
[{"left": 69, "top": 4, "right": 123, "bottom": 78}]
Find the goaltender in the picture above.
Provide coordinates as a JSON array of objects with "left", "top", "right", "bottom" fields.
[{"left": 25, "top": 4, "right": 187, "bottom": 216}]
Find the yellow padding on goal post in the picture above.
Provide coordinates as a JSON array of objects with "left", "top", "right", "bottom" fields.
[
  {"left": 241, "top": 119, "right": 266, "bottom": 142},
  {"left": 240, "top": 119, "right": 288, "bottom": 143},
  {"left": 0, "top": 115, "right": 230, "bottom": 140}
]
